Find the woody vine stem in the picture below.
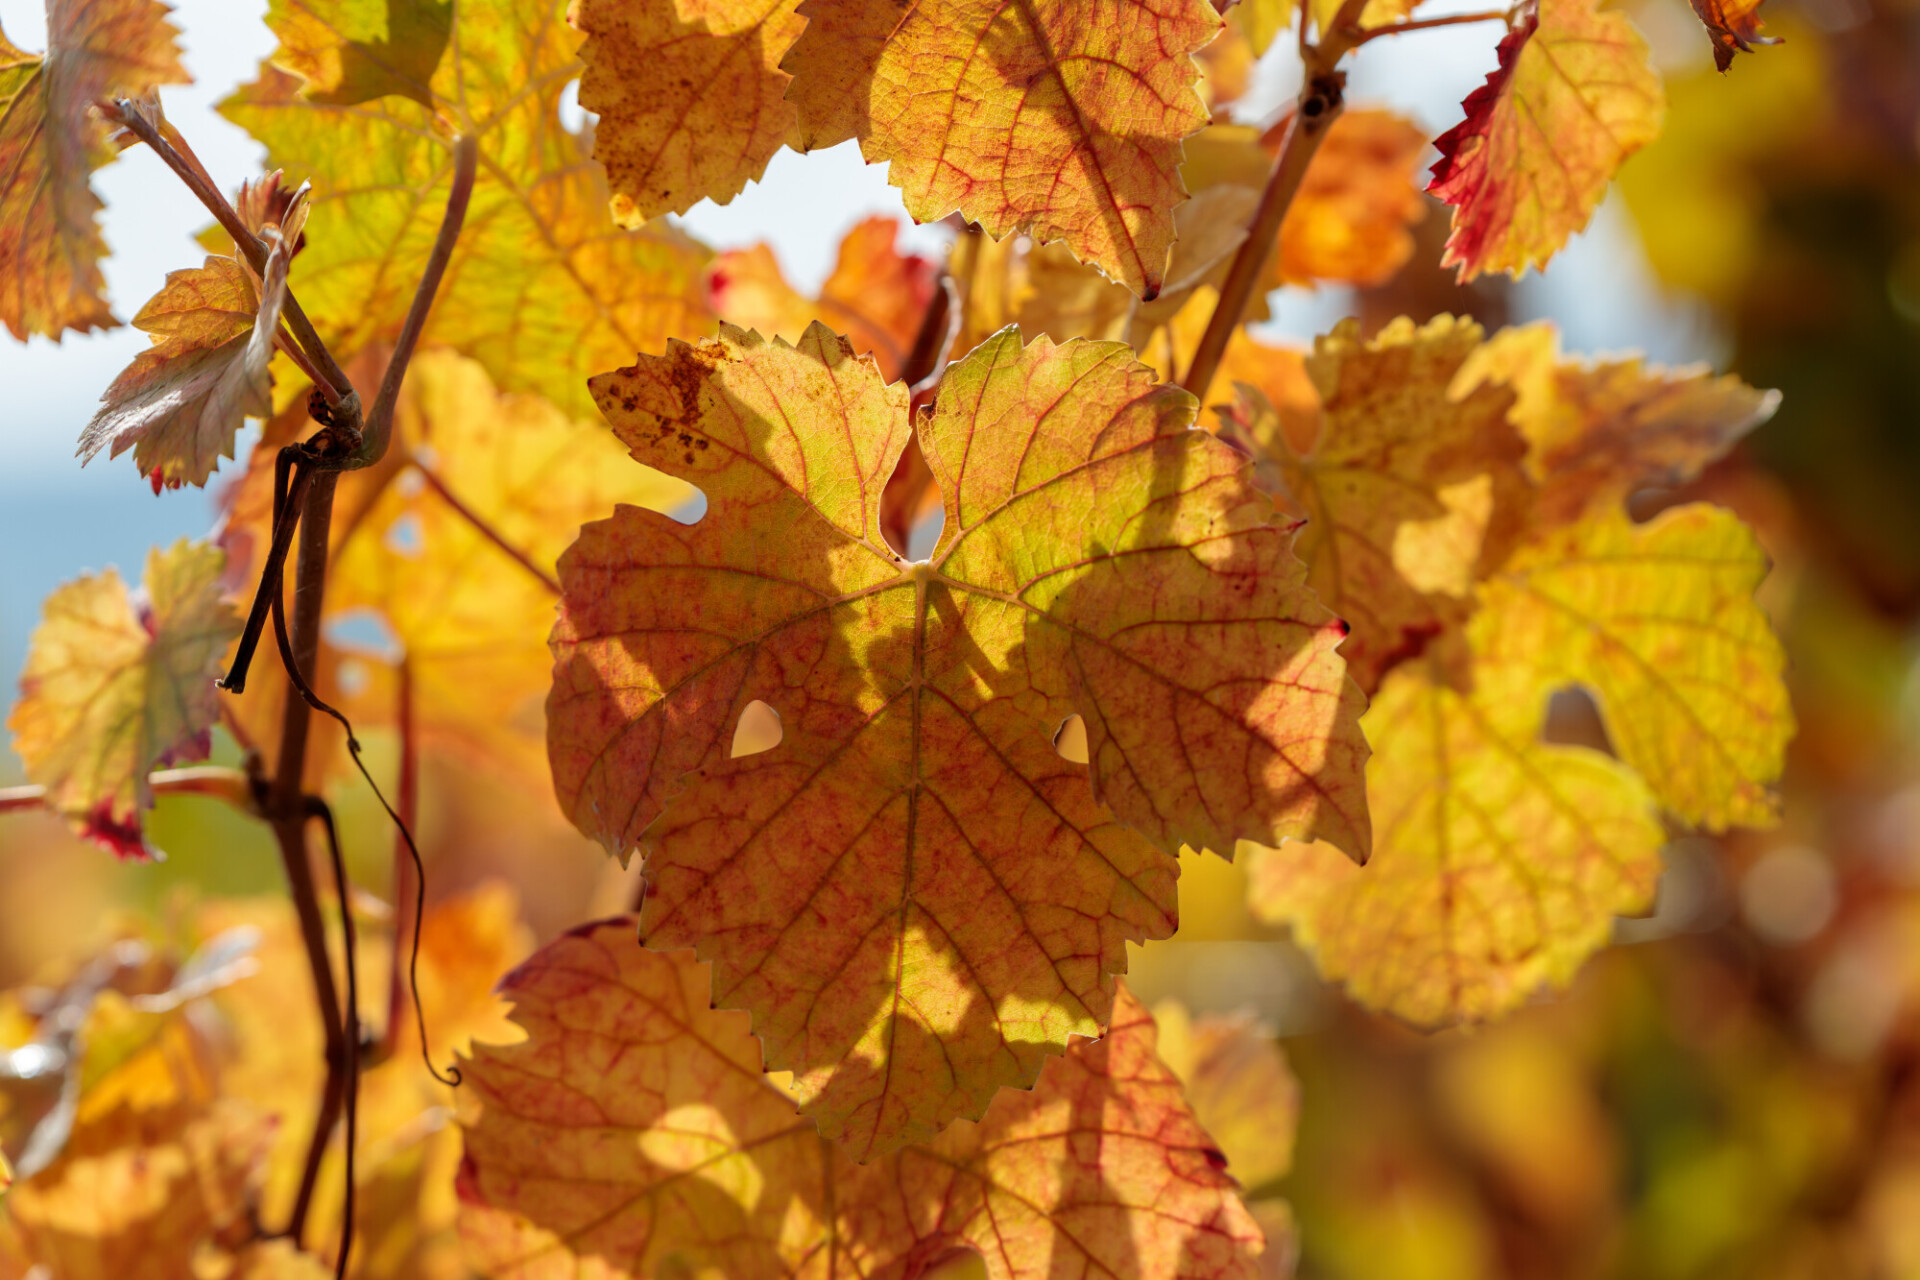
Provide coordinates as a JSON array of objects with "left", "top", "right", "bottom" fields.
[
  {"left": 1181, "top": 0, "right": 1510, "bottom": 403},
  {"left": 106, "top": 100, "right": 481, "bottom": 1268}
]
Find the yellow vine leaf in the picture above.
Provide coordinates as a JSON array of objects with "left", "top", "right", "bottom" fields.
[
  {"left": 6, "top": 541, "right": 240, "bottom": 860},
  {"left": 1458, "top": 321, "right": 1782, "bottom": 526},
  {"left": 782, "top": 0, "right": 1221, "bottom": 298},
  {"left": 0, "top": 0, "right": 190, "bottom": 340},
  {"left": 222, "top": 0, "right": 714, "bottom": 417},
  {"left": 1236, "top": 316, "right": 1527, "bottom": 694},
  {"left": 77, "top": 194, "right": 306, "bottom": 490},
  {"left": 1478, "top": 503, "right": 1792, "bottom": 830},
  {"left": 1249, "top": 656, "right": 1664, "bottom": 1027},
  {"left": 4, "top": 1100, "right": 272, "bottom": 1276},
  {"left": 263, "top": 0, "right": 452, "bottom": 106},
  {"left": 1427, "top": 0, "right": 1664, "bottom": 281},
  {"left": 572, "top": 0, "right": 807, "bottom": 222},
  {"left": 1153, "top": 1001, "right": 1300, "bottom": 1190},
  {"left": 221, "top": 350, "right": 693, "bottom": 788},
  {"left": 551, "top": 323, "right": 1366, "bottom": 1157},
  {"left": 1233, "top": 0, "right": 1297, "bottom": 54},
  {"left": 708, "top": 216, "right": 937, "bottom": 382},
  {"left": 456, "top": 920, "right": 1268, "bottom": 1277}
]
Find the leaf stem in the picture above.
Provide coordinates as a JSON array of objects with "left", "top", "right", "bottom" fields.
[
  {"left": 1349, "top": 8, "right": 1512, "bottom": 43},
  {"left": 412, "top": 463, "right": 560, "bottom": 595},
  {"left": 107, "top": 98, "right": 355, "bottom": 410},
  {"left": 0, "top": 767, "right": 256, "bottom": 816},
  {"left": 356, "top": 135, "right": 479, "bottom": 470},
  {"left": 1178, "top": 0, "right": 1372, "bottom": 405}
]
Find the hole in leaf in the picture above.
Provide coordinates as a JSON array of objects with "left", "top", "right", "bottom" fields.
[
  {"left": 556, "top": 78, "right": 597, "bottom": 133},
  {"left": 326, "top": 608, "right": 403, "bottom": 663},
  {"left": 1053, "top": 714, "right": 1089, "bottom": 765},
  {"left": 921, "top": 1248, "right": 989, "bottom": 1280},
  {"left": 1540, "top": 685, "right": 1613, "bottom": 755},
  {"left": 879, "top": 436, "right": 943, "bottom": 559},
  {"left": 384, "top": 511, "right": 424, "bottom": 556},
  {"left": 730, "top": 699, "right": 783, "bottom": 758}
]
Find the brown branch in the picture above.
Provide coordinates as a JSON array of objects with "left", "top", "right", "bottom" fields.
[
  {"left": 0, "top": 767, "right": 256, "bottom": 816},
  {"left": 268, "top": 470, "right": 350, "bottom": 1247},
  {"left": 413, "top": 464, "right": 560, "bottom": 595},
  {"left": 355, "top": 134, "right": 479, "bottom": 470},
  {"left": 1179, "top": 0, "right": 1372, "bottom": 405},
  {"left": 107, "top": 98, "right": 355, "bottom": 411}
]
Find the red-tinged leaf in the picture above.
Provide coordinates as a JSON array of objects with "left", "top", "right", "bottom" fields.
[
  {"left": 6, "top": 541, "right": 241, "bottom": 860},
  {"left": 551, "top": 323, "right": 1367, "bottom": 1157},
  {"left": 1688, "top": 0, "right": 1779, "bottom": 71},
  {"left": 0, "top": 0, "right": 189, "bottom": 340},
  {"left": 78, "top": 197, "right": 306, "bottom": 488},
  {"left": 456, "top": 920, "right": 1268, "bottom": 1278},
  {"left": 781, "top": 0, "right": 1221, "bottom": 297},
  {"left": 1427, "top": 0, "right": 1664, "bottom": 281}
]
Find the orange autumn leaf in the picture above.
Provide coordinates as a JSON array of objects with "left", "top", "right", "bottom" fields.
[
  {"left": 1236, "top": 316, "right": 1526, "bottom": 694},
  {"left": 456, "top": 920, "right": 1268, "bottom": 1278},
  {"left": 572, "top": 0, "right": 807, "bottom": 223},
  {"left": 708, "top": 216, "right": 938, "bottom": 381},
  {"left": 78, "top": 193, "right": 306, "bottom": 489},
  {"left": 7, "top": 541, "right": 241, "bottom": 860},
  {"left": 1274, "top": 108, "right": 1429, "bottom": 288},
  {"left": 1248, "top": 654, "right": 1665, "bottom": 1027},
  {"left": 1688, "top": 0, "right": 1779, "bottom": 71},
  {"left": 223, "top": 0, "right": 713, "bottom": 419},
  {"left": 1427, "top": 0, "right": 1663, "bottom": 281},
  {"left": 781, "top": 0, "right": 1220, "bottom": 297},
  {"left": 0, "top": 0, "right": 189, "bottom": 340},
  {"left": 550, "top": 323, "right": 1367, "bottom": 1157},
  {"left": 1458, "top": 321, "right": 1781, "bottom": 527}
]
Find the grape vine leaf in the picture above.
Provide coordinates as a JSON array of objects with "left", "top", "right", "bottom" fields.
[
  {"left": 220, "top": 350, "right": 694, "bottom": 789},
  {"left": 1687, "top": 0, "right": 1779, "bottom": 71},
  {"left": 1427, "top": 0, "right": 1664, "bottom": 281},
  {"left": 1153, "top": 1000, "right": 1298, "bottom": 1190},
  {"left": 708, "top": 216, "right": 937, "bottom": 382},
  {"left": 1457, "top": 322, "right": 1781, "bottom": 527},
  {"left": 1477, "top": 504, "right": 1792, "bottom": 830},
  {"left": 551, "top": 323, "right": 1367, "bottom": 1156},
  {"left": 781, "top": 0, "right": 1221, "bottom": 298},
  {"left": 0, "top": 0, "right": 190, "bottom": 340},
  {"left": 263, "top": 0, "right": 453, "bottom": 106},
  {"left": 7, "top": 541, "right": 241, "bottom": 860},
  {"left": 572, "top": 0, "right": 806, "bottom": 223},
  {"left": 1248, "top": 653, "right": 1664, "bottom": 1027},
  {"left": 1230, "top": 316, "right": 1527, "bottom": 694},
  {"left": 77, "top": 195, "right": 306, "bottom": 489},
  {"left": 455, "top": 920, "right": 1269, "bottom": 1278},
  {"left": 222, "top": 0, "right": 714, "bottom": 418}
]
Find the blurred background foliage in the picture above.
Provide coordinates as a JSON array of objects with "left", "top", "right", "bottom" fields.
[{"left": 2, "top": 0, "right": 1918, "bottom": 1274}]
